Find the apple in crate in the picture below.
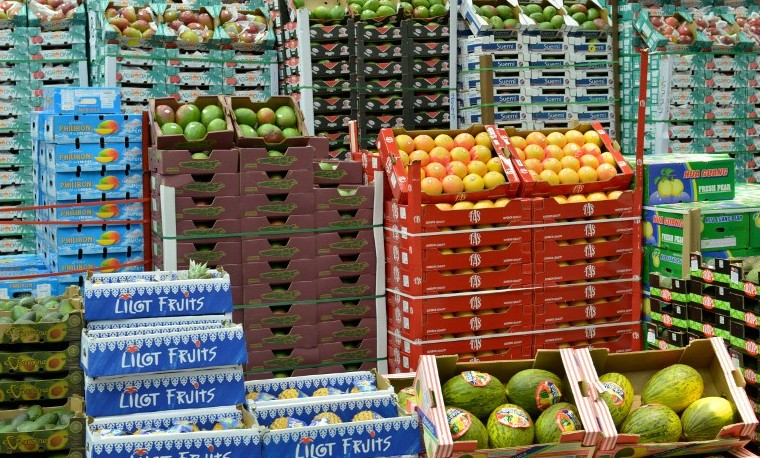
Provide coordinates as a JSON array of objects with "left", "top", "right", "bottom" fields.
[
  {"left": 156, "top": 102, "right": 228, "bottom": 142},
  {"left": 220, "top": 8, "right": 268, "bottom": 44},
  {"left": 30, "top": 0, "right": 77, "bottom": 21},
  {"left": 395, "top": 132, "right": 507, "bottom": 196},
  {"left": 164, "top": 9, "right": 215, "bottom": 43},
  {"left": 234, "top": 105, "right": 300, "bottom": 142},
  {"left": 0, "top": 1, "right": 22, "bottom": 20},
  {"left": 649, "top": 15, "right": 694, "bottom": 44},
  {"left": 105, "top": 5, "right": 157, "bottom": 40}
]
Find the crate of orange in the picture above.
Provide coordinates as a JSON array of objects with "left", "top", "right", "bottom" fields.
[
  {"left": 377, "top": 125, "right": 520, "bottom": 204},
  {"left": 499, "top": 122, "right": 633, "bottom": 197}
]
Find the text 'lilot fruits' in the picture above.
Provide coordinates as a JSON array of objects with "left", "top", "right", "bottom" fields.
[
  {"left": 510, "top": 129, "right": 619, "bottom": 185},
  {"left": 395, "top": 132, "right": 507, "bottom": 196},
  {"left": 156, "top": 102, "right": 228, "bottom": 141},
  {"left": 234, "top": 105, "right": 299, "bottom": 143}
]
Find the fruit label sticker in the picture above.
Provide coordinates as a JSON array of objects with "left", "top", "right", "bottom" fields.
[
  {"left": 446, "top": 408, "right": 472, "bottom": 440},
  {"left": 602, "top": 382, "right": 626, "bottom": 407},
  {"left": 495, "top": 407, "right": 531, "bottom": 429},
  {"left": 535, "top": 381, "right": 562, "bottom": 412},
  {"left": 554, "top": 409, "right": 580, "bottom": 432},
  {"left": 462, "top": 371, "right": 491, "bottom": 387}
]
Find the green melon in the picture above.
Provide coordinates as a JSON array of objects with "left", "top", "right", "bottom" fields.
[
  {"left": 505, "top": 369, "right": 564, "bottom": 419},
  {"left": 397, "top": 386, "right": 415, "bottom": 414},
  {"left": 487, "top": 403, "right": 534, "bottom": 448},
  {"left": 620, "top": 404, "right": 682, "bottom": 443},
  {"left": 599, "top": 372, "right": 634, "bottom": 427},
  {"left": 641, "top": 364, "right": 704, "bottom": 413},
  {"left": 446, "top": 407, "right": 488, "bottom": 448},
  {"left": 535, "top": 402, "right": 582, "bottom": 444},
  {"left": 442, "top": 371, "right": 507, "bottom": 421},
  {"left": 681, "top": 397, "right": 736, "bottom": 441}
]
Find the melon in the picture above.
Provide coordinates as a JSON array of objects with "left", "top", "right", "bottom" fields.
[
  {"left": 442, "top": 371, "right": 507, "bottom": 421},
  {"left": 620, "top": 404, "right": 682, "bottom": 443},
  {"left": 486, "top": 403, "right": 535, "bottom": 448},
  {"left": 446, "top": 407, "right": 488, "bottom": 448},
  {"left": 681, "top": 397, "right": 736, "bottom": 441},
  {"left": 535, "top": 402, "right": 582, "bottom": 444},
  {"left": 599, "top": 372, "right": 634, "bottom": 427},
  {"left": 505, "top": 369, "right": 564, "bottom": 419},
  {"left": 397, "top": 386, "right": 416, "bottom": 414},
  {"left": 641, "top": 364, "right": 704, "bottom": 413}
]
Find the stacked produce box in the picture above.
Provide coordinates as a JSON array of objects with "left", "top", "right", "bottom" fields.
[
  {"left": 0, "top": 286, "right": 85, "bottom": 456},
  {"left": 32, "top": 87, "right": 144, "bottom": 293},
  {"left": 381, "top": 123, "right": 640, "bottom": 372},
  {"left": 152, "top": 95, "right": 385, "bottom": 379},
  {"left": 621, "top": 5, "right": 760, "bottom": 183},
  {"left": 88, "top": 2, "right": 276, "bottom": 114},
  {"left": 457, "top": 0, "right": 615, "bottom": 137},
  {"left": 81, "top": 265, "right": 254, "bottom": 458}
]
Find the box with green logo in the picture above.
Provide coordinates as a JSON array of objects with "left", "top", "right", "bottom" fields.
[
  {"left": 645, "top": 245, "right": 689, "bottom": 280},
  {"left": 644, "top": 154, "right": 735, "bottom": 205}
]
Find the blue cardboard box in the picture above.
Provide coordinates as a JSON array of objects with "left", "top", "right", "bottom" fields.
[
  {"left": 87, "top": 406, "right": 262, "bottom": 458},
  {"left": 45, "top": 141, "right": 143, "bottom": 172},
  {"left": 84, "top": 268, "right": 233, "bottom": 321},
  {"left": 81, "top": 322, "right": 247, "bottom": 377},
  {"left": 44, "top": 113, "right": 142, "bottom": 144},
  {"left": 40, "top": 223, "right": 144, "bottom": 255},
  {"left": 41, "top": 250, "right": 145, "bottom": 275},
  {"left": 46, "top": 169, "right": 143, "bottom": 200},
  {"left": 84, "top": 366, "right": 245, "bottom": 417},
  {"left": 43, "top": 87, "right": 122, "bottom": 115},
  {"left": 38, "top": 197, "right": 144, "bottom": 222}
]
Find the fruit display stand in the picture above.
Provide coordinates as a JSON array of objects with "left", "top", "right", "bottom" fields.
[{"left": 151, "top": 94, "right": 389, "bottom": 380}]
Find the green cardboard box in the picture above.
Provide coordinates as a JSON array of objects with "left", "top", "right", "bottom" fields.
[{"left": 644, "top": 154, "right": 735, "bottom": 205}]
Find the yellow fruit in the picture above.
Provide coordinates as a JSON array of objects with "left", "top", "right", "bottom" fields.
[{"left": 657, "top": 179, "right": 673, "bottom": 197}]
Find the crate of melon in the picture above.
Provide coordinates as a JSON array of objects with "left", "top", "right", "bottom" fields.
[
  {"left": 499, "top": 123, "right": 633, "bottom": 197},
  {"left": 413, "top": 348, "right": 602, "bottom": 457},
  {"left": 377, "top": 125, "right": 520, "bottom": 204},
  {"left": 576, "top": 337, "right": 759, "bottom": 457}
]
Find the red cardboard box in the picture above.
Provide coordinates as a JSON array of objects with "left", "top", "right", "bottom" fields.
[
  {"left": 313, "top": 185, "right": 374, "bottom": 211},
  {"left": 317, "top": 361, "right": 378, "bottom": 374},
  {"left": 386, "top": 237, "right": 531, "bottom": 271},
  {"left": 150, "top": 149, "right": 239, "bottom": 175},
  {"left": 153, "top": 195, "right": 241, "bottom": 221},
  {"left": 499, "top": 123, "right": 633, "bottom": 197},
  {"left": 315, "top": 208, "right": 374, "bottom": 229},
  {"left": 240, "top": 169, "right": 314, "bottom": 195},
  {"left": 239, "top": 137, "right": 329, "bottom": 171},
  {"left": 150, "top": 96, "right": 234, "bottom": 150},
  {"left": 533, "top": 232, "right": 635, "bottom": 263},
  {"left": 152, "top": 173, "right": 241, "bottom": 197},
  {"left": 318, "top": 298, "right": 377, "bottom": 322},
  {"left": 246, "top": 325, "right": 319, "bottom": 352},
  {"left": 378, "top": 125, "right": 521, "bottom": 204},
  {"left": 387, "top": 259, "right": 532, "bottom": 295},
  {"left": 153, "top": 239, "right": 242, "bottom": 266},
  {"left": 244, "top": 366, "right": 322, "bottom": 381},
  {"left": 316, "top": 252, "right": 377, "bottom": 278},
  {"left": 242, "top": 236, "right": 315, "bottom": 262},
  {"left": 317, "top": 275, "right": 378, "bottom": 300},
  {"left": 241, "top": 214, "right": 315, "bottom": 238},
  {"left": 313, "top": 159, "right": 364, "bottom": 185},
  {"left": 244, "top": 347, "right": 322, "bottom": 374},
  {"left": 533, "top": 321, "right": 642, "bottom": 352},
  {"left": 153, "top": 218, "right": 241, "bottom": 243},
  {"left": 232, "top": 286, "right": 242, "bottom": 306},
  {"left": 315, "top": 230, "right": 376, "bottom": 256},
  {"left": 385, "top": 225, "right": 532, "bottom": 254},
  {"left": 319, "top": 318, "right": 378, "bottom": 344},
  {"left": 532, "top": 190, "right": 636, "bottom": 224},
  {"left": 243, "top": 259, "right": 316, "bottom": 285},
  {"left": 387, "top": 331, "right": 533, "bottom": 373},
  {"left": 533, "top": 279, "right": 641, "bottom": 327},
  {"left": 240, "top": 193, "right": 315, "bottom": 217},
  {"left": 320, "top": 338, "right": 379, "bottom": 364},
  {"left": 243, "top": 281, "right": 317, "bottom": 305},
  {"left": 534, "top": 253, "right": 635, "bottom": 285},
  {"left": 243, "top": 303, "right": 319, "bottom": 330}
]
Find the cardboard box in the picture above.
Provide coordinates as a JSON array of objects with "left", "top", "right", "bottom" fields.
[
  {"left": 150, "top": 148, "right": 239, "bottom": 175},
  {"left": 0, "top": 342, "right": 80, "bottom": 374},
  {"left": 84, "top": 365, "right": 245, "bottom": 417},
  {"left": 533, "top": 253, "right": 635, "bottom": 285},
  {"left": 533, "top": 220, "right": 635, "bottom": 262},
  {"left": 242, "top": 236, "right": 315, "bottom": 263},
  {"left": 318, "top": 298, "right": 377, "bottom": 322},
  {"left": 317, "top": 274, "right": 377, "bottom": 300},
  {"left": 46, "top": 169, "right": 142, "bottom": 201},
  {"left": 534, "top": 279, "right": 641, "bottom": 328},
  {"left": 44, "top": 113, "right": 141, "bottom": 144},
  {"left": 316, "top": 252, "right": 377, "bottom": 278},
  {"left": 533, "top": 321, "right": 642, "bottom": 351},
  {"left": 578, "top": 338, "right": 758, "bottom": 456},
  {"left": 532, "top": 190, "right": 636, "bottom": 224},
  {"left": 386, "top": 235, "right": 531, "bottom": 271},
  {"left": 153, "top": 194, "right": 241, "bottom": 221},
  {"left": 319, "top": 338, "right": 379, "bottom": 363},
  {"left": 412, "top": 348, "right": 601, "bottom": 457},
  {"left": 152, "top": 172, "right": 241, "bottom": 197},
  {"left": 43, "top": 87, "right": 121, "bottom": 114},
  {"left": 245, "top": 324, "right": 319, "bottom": 352},
  {"left": 319, "top": 318, "right": 377, "bottom": 343},
  {"left": 0, "top": 396, "right": 85, "bottom": 454},
  {"left": 243, "top": 281, "right": 317, "bottom": 305},
  {"left": 315, "top": 230, "right": 375, "bottom": 256},
  {"left": 240, "top": 137, "right": 329, "bottom": 171},
  {"left": 240, "top": 169, "right": 313, "bottom": 195},
  {"left": 241, "top": 192, "right": 314, "bottom": 218},
  {"left": 315, "top": 208, "right": 374, "bottom": 229},
  {"left": 43, "top": 223, "right": 143, "bottom": 255},
  {"left": 243, "top": 303, "right": 318, "bottom": 330},
  {"left": 244, "top": 347, "right": 321, "bottom": 373},
  {"left": 243, "top": 259, "right": 315, "bottom": 285},
  {"left": 46, "top": 141, "right": 142, "bottom": 172},
  {"left": 313, "top": 159, "right": 364, "bottom": 185},
  {"left": 149, "top": 96, "right": 234, "bottom": 150},
  {"left": 229, "top": 95, "right": 308, "bottom": 148}
]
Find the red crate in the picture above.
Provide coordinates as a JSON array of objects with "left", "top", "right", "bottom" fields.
[
  {"left": 242, "top": 259, "right": 316, "bottom": 285},
  {"left": 320, "top": 339, "right": 379, "bottom": 364},
  {"left": 387, "top": 331, "right": 533, "bottom": 373},
  {"left": 533, "top": 218, "right": 636, "bottom": 242},
  {"left": 498, "top": 123, "right": 633, "bottom": 197},
  {"left": 241, "top": 214, "right": 315, "bottom": 239},
  {"left": 387, "top": 260, "right": 532, "bottom": 295},
  {"left": 315, "top": 252, "right": 377, "bottom": 278},
  {"left": 385, "top": 238, "right": 531, "bottom": 271},
  {"left": 242, "top": 303, "right": 319, "bottom": 329},
  {"left": 388, "top": 290, "right": 533, "bottom": 339},
  {"left": 242, "top": 281, "right": 317, "bottom": 305},
  {"left": 534, "top": 278, "right": 640, "bottom": 323},
  {"left": 533, "top": 322, "right": 643, "bottom": 352},
  {"left": 378, "top": 125, "right": 521, "bottom": 204},
  {"left": 535, "top": 253, "right": 635, "bottom": 284},
  {"left": 534, "top": 233, "right": 635, "bottom": 263},
  {"left": 385, "top": 225, "right": 532, "bottom": 254},
  {"left": 314, "top": 230, "right": 376, "bottom": 256},
  {"left": 318, "top": 318, "right": 378, "bottom": 344},
  {"left": 532, "top": 190, "right": 636, "bottom": 224},
  {"left": 387, "top": 287, "right": 533, "bottom": 314},
  {"left": 313, "top": 185, "right": 374, "bottom": 211},
  {"left": 242, "top": 236, "right": 316, "bottom": 263},
  {"left": 245, "top": 325, "right": 319, "bottom": 352},
  {"left": 317, "top": 298, "right": 377, "bottom": 322},
  {"left": 244, "top": 347, "right": 321, "bottom": 373},
  {"left": 317, "top": 275, "right": 378, "bottom": 300},
  {"left": 384, "top": 197, "right": 532, "bottom": 233}
]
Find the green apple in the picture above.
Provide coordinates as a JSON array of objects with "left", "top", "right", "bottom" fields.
[
  {"left": 337, "top": 188, "right": 358, "bottom": 197},
  {"left": 191, "top": 152, "right": 209, "bottom": 159}
]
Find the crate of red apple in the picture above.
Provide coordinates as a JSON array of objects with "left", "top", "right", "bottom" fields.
[
  {"left": 151, "top": 95, "right": 235, "bottom": 149},
  {"left": 500, "top": 123, "right": 633, "bottom": 197},
  {"left": 28, "top": 0, "right": 82, "bottom": 27},
  {"left": 102, "top": 4, "right": 160, "bottom": 46},
  {"left": 219, "top": 6, "right": 273, "bottom": 51},
  {"left": 377, "top": 125, "right": 521, "bottom": 204},
  {"left": 163, "top": 6, "right": 229, "bottom": 48},
  {"left": 635, "top": 10, "right": 711, "bottom": 51},
  {"left": 730, "top": 9, "right": 760, "bottom": 49},
  {"left": 692, "top": 11, "right": 754, "bottom": 51}
]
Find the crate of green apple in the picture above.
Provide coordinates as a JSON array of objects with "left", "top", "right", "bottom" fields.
[
  {"left": 345, "top": 0, "right": 401, "bottom": 23},
  {"left": 465, "top": 1, "right": 521, "bottom": 33},
  {"left": 102, "top": 4, "right": 159, "bottom": 45},
  {"left": 163, "top": 6, "right": 226, "bottom": 47},
  {"left": 151, "top": 96, "right": 235, "bottom": 150},
  {"left": 230, "top": 95, "right": 308, "bottom": 147},
  {"left": 398, "top": 0, "right": 448, "bottom": 21},
  {"left": 562, "top": 1, "right": 609, "bottom": 33}
]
